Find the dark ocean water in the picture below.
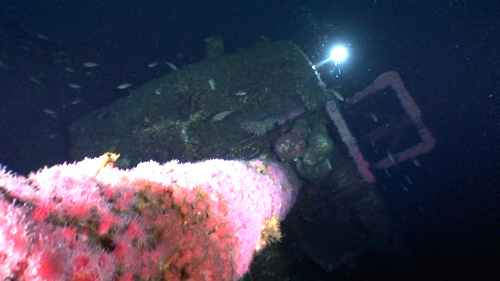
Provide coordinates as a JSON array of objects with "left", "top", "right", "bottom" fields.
[{"left": 0, "top": 1, "right": 498, "bottom": 280}]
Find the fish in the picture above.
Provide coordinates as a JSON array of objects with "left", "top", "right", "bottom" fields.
[
  {"left": 404, "top": 175, "right": 413, "bottom": 184},
  {"left": 387, "top": 151, "right": 396, "bottom": 164},
  {"left": 326, "top": 89, "right": 345, "bottom": 101},
  {"left": 370, "top": 113, "right": 378, "bottom": 122},
  {"left": 384, "top": 168, "right": 391, "bottom": 177},
  {"left": 148, "top": 61, "right": 160, "bottom": 68},
  {"left": 117, "top": 83, "right": 133, "bottom": 89},
  {"left": 83, "top": 62, "right": 100, "bottom": 67},
  {"left": 232, "top": 90, "right": 247, "bottom": 96},
  {"left": 95, "top": 152, "right": 120, "bottom": 176},
  {"left": 165, "top": 62, "right": 178, "bottom": 71},
  {"left": 43, "top": 108, "right": 58, "bottom": 118},
  {"left": 70, "top": 98, "right": 82, "bottom": 105},
  {"left": 412, "top": 158, "right": 421, "bottom": 167},
  {"left": 64, "top": 67, "right": 76, "bottom": 73},
  {"left": 68, "top": 83, "right": 82, "bottom": 89},
  {"left": 211, "top": 110, "right": 234, "bottom": 121},
  {"left": 208, "top": 79, "right": 216, "bottom": 90},
  {"left": 37, "top": 34, "right": 50, "bottom": 40},
  {"left": 332, "top": 90, "right": 345, "bottom": 101},
  {"left": 27, "top": 75, "right": 41, "bottom": 85}
]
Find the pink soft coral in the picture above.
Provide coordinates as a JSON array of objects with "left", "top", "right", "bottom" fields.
[{"left": 0, "top": 156, "right": 299, "bottom": 281}]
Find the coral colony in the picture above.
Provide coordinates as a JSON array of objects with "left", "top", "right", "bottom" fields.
[{"left": 0, "top": 154, "right": 299, "bottom": 281}]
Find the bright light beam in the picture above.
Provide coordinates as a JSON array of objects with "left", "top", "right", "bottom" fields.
[
  {"left": 330, "top": 46, "right": 347, "bottom": 64},
  {"left": 312, "top": 45, "right": 349, "bottom": 69}
]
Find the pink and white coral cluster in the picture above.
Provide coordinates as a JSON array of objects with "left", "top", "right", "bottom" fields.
[{"left": 0, "top": 156, "right": 299, "bottom": 281}]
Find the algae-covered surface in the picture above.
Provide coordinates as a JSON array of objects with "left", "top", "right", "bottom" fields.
[{"left": 69, "top": 40, "right": 328, "bottom": 167}]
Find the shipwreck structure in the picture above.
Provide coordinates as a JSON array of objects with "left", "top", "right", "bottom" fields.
[{"left": 69, "top": 40, "right": 412, "bottom": 279}]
